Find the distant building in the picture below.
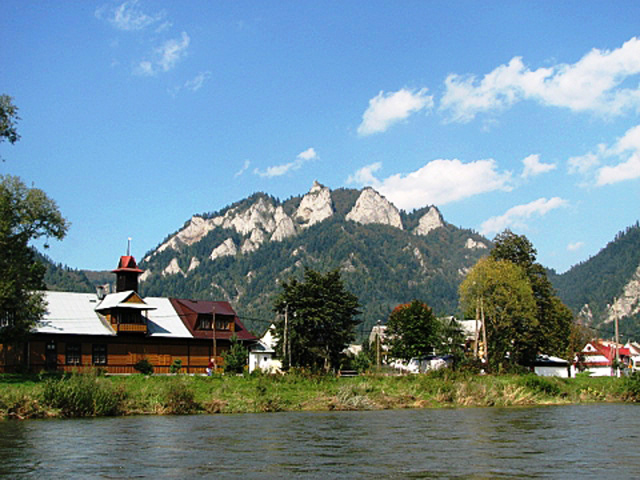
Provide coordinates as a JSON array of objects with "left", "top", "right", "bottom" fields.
[
  {"left": 0, "top": 255, "right": 256, "bottom": 373},
  {"left": 577, "top": 340, "right": 631, "bottom": 377}
]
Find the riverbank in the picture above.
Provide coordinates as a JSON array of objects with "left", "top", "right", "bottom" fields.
[{"left": 1, "top": 370, "right": 639, "bottom": 419}]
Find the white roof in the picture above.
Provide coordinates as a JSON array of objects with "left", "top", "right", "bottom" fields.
[
  {"left": 144, "top": 297, "right": 193, "bottom": 338},
  {"left": 36, "top": 291, "right": 115, "bottom": 336},
  {"left": 95, "top": 291, "right": 156, "bottom": 311}
]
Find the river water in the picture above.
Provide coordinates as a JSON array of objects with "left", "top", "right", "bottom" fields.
[{"left": 0, "top": 404, "right": 638, "bottom": 479}]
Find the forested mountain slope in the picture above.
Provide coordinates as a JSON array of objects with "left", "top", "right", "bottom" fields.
[
  {"left": 550, "top": 223, "right": 640, "bottom": 339},
  {"left": 137, "top": 182, "right": 490, "bottom": 336}
]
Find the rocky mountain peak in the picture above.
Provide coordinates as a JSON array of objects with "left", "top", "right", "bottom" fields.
[
  {"left": 413, "top": 207, "right": 444, "bottom": 236},
  {"left": 296, "top": 181, "right": 334, "bottom": 228},
  {"left": 345, "top": 187, "right": 403, "bottom": 229}
]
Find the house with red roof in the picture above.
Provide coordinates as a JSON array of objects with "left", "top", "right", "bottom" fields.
[
  {"left": 0, "top": 255, "right": 257, "bottom": 374},
  {"left": 577, "top": 340, "right": 632, "bottom": 377}
]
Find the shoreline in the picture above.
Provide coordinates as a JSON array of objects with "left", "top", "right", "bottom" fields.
[{"left": 1, "top": 371, "right": 638, "bottom": 420}]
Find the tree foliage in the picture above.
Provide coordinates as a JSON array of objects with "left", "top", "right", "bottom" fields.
[
  {"left": 0, "top": 175, "right": 68, "bottom": 342},
  {"left": 0, "top": 94, "right": 20, "bottom": 152},
  {"left": 273, "top": 268, "right": 360, "bottom": 372},
  {"left": 385, "top": 300, "right": 443, "bottom": 361},
  {"left": 459, "top": 257, "right": 538, "bottom": 371},
  {"left": 490, "top": 230, "right": 573, "bottom": 358},
  {"left": 223, "top": 334, "right": 248, "bottom": 374}
]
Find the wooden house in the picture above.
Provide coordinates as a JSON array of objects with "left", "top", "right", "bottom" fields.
[{"left": 0, "top": 255, "right": 256, "bottom": 374}]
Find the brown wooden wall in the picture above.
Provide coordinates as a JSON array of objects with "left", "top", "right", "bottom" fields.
[{"left": 1, "top": 334, "right": 238, "bottom": 374}]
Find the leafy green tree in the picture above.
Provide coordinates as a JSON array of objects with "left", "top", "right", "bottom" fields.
[
  {"left": 223, "top": 334, "right": 248, "bottom": 374},
  {"left": 490, "top": 230, "right": 573, "bottom": 358},
  {"left": 0, "top": 94, "right": 20, "bottom": 152},
  {"left": 0, "top": 175, "right": 68, "bottom": 342},
  {"left": 273, "top": 268, "right": 360, "bottom": 372},
  {"left": 385, "top": 300, "right": 443, "bottom": 361},
  {"left": 459, "top": 257, "right": 538, "bottom": 371}
]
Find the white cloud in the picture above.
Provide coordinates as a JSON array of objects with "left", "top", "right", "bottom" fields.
[
  {"left": 185, "top": 71, "right": 212, "bottom": 92},
  {"left": 568, "top": 125, "right": 640, "bottom": 186},
  {"left": 347, "top": 158, "right": 512, "bottom": 210},
  {"left": 567, "top": 241, "right": 584, "bottom": 252},
  {"left": 480, "top": 197, "right": 568, "bottom": 236},
  {"left": 254, "top": 148, "right": 318, "bottom": 178},
  {"left": 358, "top": 88, "right": 433, "bottom": 136},
  {"left": 96, "top": 0, "right": 165, "bottom": 31},
  {"left": 157, "top": 32, "right": 190, "bottom": 72},
  {"left": 441, "top": 36, "right": 640, "bottom": 122},
  {"left": 521, "top": 154, "right": 556, "bottom": 178},
  {"left": 136, "top": 32, "right": 190, "bottom": 76},
  {"left": 235, "top": 160, "right": 250, "bottom": 177}
]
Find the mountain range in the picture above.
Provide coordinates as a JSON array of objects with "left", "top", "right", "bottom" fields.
[{"left": 43, "top": 182, "right": 640, "bottom": 341}]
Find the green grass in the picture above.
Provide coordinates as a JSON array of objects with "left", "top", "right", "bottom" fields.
[{"left": 0, "top": 370, "right": 636, "bottom": 420}]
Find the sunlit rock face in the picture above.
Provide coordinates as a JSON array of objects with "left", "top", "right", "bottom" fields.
[
  {"left": 346, "top": 187, "right": 403, "bottom": 229},
  {"left": 605, "top": 263, "right": 640, "bottom": 322},
  {"left": 413, "top": 207, "right": 444, "bottom": 236},
  {"left": 210, "top": 238, "right": 237, "bottom": 260},
  {"left": 296, "top": 181, "right": 334, "bottom": 228},
  {"left": 465, "top": 238, "right": 488, "bottom": 250}
]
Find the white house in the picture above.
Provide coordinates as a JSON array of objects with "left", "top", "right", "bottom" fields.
[
  {"left": 533, "top": 355, "right": 574, "bottom": 378},
  {"left": 248, "top": 324, "right": 282, "bottom": 373}
]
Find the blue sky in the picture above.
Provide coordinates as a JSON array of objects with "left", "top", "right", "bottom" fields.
[{"left": 2, "top": 1, "right": 640, "bottom": 273}]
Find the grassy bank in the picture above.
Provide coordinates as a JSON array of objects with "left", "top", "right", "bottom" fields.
[{"left": 1, "top": 370, "right": 639, "bottom": 420}]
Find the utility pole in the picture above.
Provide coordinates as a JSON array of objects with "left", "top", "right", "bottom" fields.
[
  {"left": 614, "top": 300, "right": 620, "bottom": 377},
  {"left": 376, "top": 320, "right": 381, "bottom": 370},
  {"left": 474, "top": 297, "right": 480, "bottom": 359},
  {"left": 480, "top": 296, "right": 488, "bottom": 366},
  {"left": 212, "top": 304, "right": 217, "bottom": 371},
  {"left": 283, "top": 304, "right": 288, "bottom": 369}
]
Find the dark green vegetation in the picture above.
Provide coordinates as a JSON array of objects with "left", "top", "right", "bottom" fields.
[
  {"left": 1, "top": 371, "right": 639, "bottom": 420},
  {"left": 1, "top": 95, "right": 69, "bottom": 343},
  {"left": 273, "top": 268, "right": 360, "bottom": 371},
  {"left": 137, "top": 192, "right": 489, "bottom": 338},
  {"left": 459, "top": 231, "right": 574, "bottom": 369},
  {"left": 551, "top": 222, "right": 640, "bottom": 339},
  {"left": 385, "top": 300, "right": 461, "bottom": 361}
]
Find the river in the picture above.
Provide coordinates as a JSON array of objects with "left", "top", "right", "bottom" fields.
[{"left": 0, "top": 404, "right": 638, "bottom": 479}]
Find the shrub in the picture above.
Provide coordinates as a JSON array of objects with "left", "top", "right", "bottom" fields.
[
  {"left": 518, "top": 374, "right": 561, "bottom": 396},
  {"left": 164, "top": 379, "right": 199, "bottom": 414},
  {"left": 620, "top": 372, "right": 640, "bottom": 402},
  {"left": 134, "top": 358, "right": 154, "bottom": 375},
  {"left": 169, "top": 358, "right": 183, "bottom": 374},
  {"left": 42, "top": 371, "right": 126, "bottom": 417}
]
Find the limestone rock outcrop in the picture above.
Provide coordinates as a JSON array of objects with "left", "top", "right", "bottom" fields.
[
  {"left": 296, "top": 181, "right": 334, "bottom": 228},
  {"left": 413, "top": 207, "right": 444, "bottom": 236},
  {"left": 346, "top": 187, "right": 403, "bottom": 229}
]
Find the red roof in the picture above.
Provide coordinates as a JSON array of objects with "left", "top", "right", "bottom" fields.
[
  {"left": 112, "top": 255, "right": 143, "bottom": 274},
  {"left": 583, "top": 341, "right": 631, "bottom": 361},
  {"left": 169, "top": 298, "right": 256, "bottom": 342}
]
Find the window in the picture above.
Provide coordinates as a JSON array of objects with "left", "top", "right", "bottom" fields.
[
  {"left": 92, "top": 344, "right": 107, "bottom": 365},
  {"left": 45, "top": 341, "right": 57, "bottom": 370},
  {"left": 215, "top": 317, "right": 231, "bottom": 331},
  {"left": 65, "top": 343, "right": 81, "bottom": 365},
  {"left": 117, "top": 311, "right": 143, "bottom": 324},
  {"left": 196, "top": 315, "right": 213, "bottom": 330}
]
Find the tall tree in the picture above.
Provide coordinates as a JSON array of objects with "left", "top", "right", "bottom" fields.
[
  {"left": 1, "top": 96, "right": 68, "bottom": 342},
  {"left": 490, "top": 230, "right": 573, "bottom": 358},
  {"left": 459, "top": 257, "right": 538, "bottom": 371},
  {"left": 1, "top": 95, "right": 20, "bottom": 160},
  {"left": 385, "top": 300, "right": 443, "bottom": 361},
  {"left": 273, "top": 268, "right": 360, "bottom": 372}
]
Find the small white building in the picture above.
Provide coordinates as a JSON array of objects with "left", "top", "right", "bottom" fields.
[
  {"left": 533, "top": 355, "right": 574, "bottom": 378},
  {"left": 248, "top": 324, "right": 282, "bottom": 373}
]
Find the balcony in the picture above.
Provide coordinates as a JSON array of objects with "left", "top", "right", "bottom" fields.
[{"left": 114, "top": 323, "right": 147, "bottom": 334}]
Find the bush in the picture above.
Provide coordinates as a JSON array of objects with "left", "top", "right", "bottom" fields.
[
  {"left": 134, "top": 358, "right": 154, "bottom": 375},
  {"left": 42, "top": 371, "right": 126, "bottom": 417},
  {"left": 164, "top": 379, "right": 199, "bottom": 414},
  {"left": 518, "top": 374, "right": 562, "bottom": 396},
  {"left": 169, "top": 358, "right": 183, "bottom": 374},
  {"left": 621, "top": 372, "right": 640, "bottom": 402}
]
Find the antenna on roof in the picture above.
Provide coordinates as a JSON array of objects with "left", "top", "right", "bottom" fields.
[{"left": 127, "top": 237, "right": 132, "bottom": 256}]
